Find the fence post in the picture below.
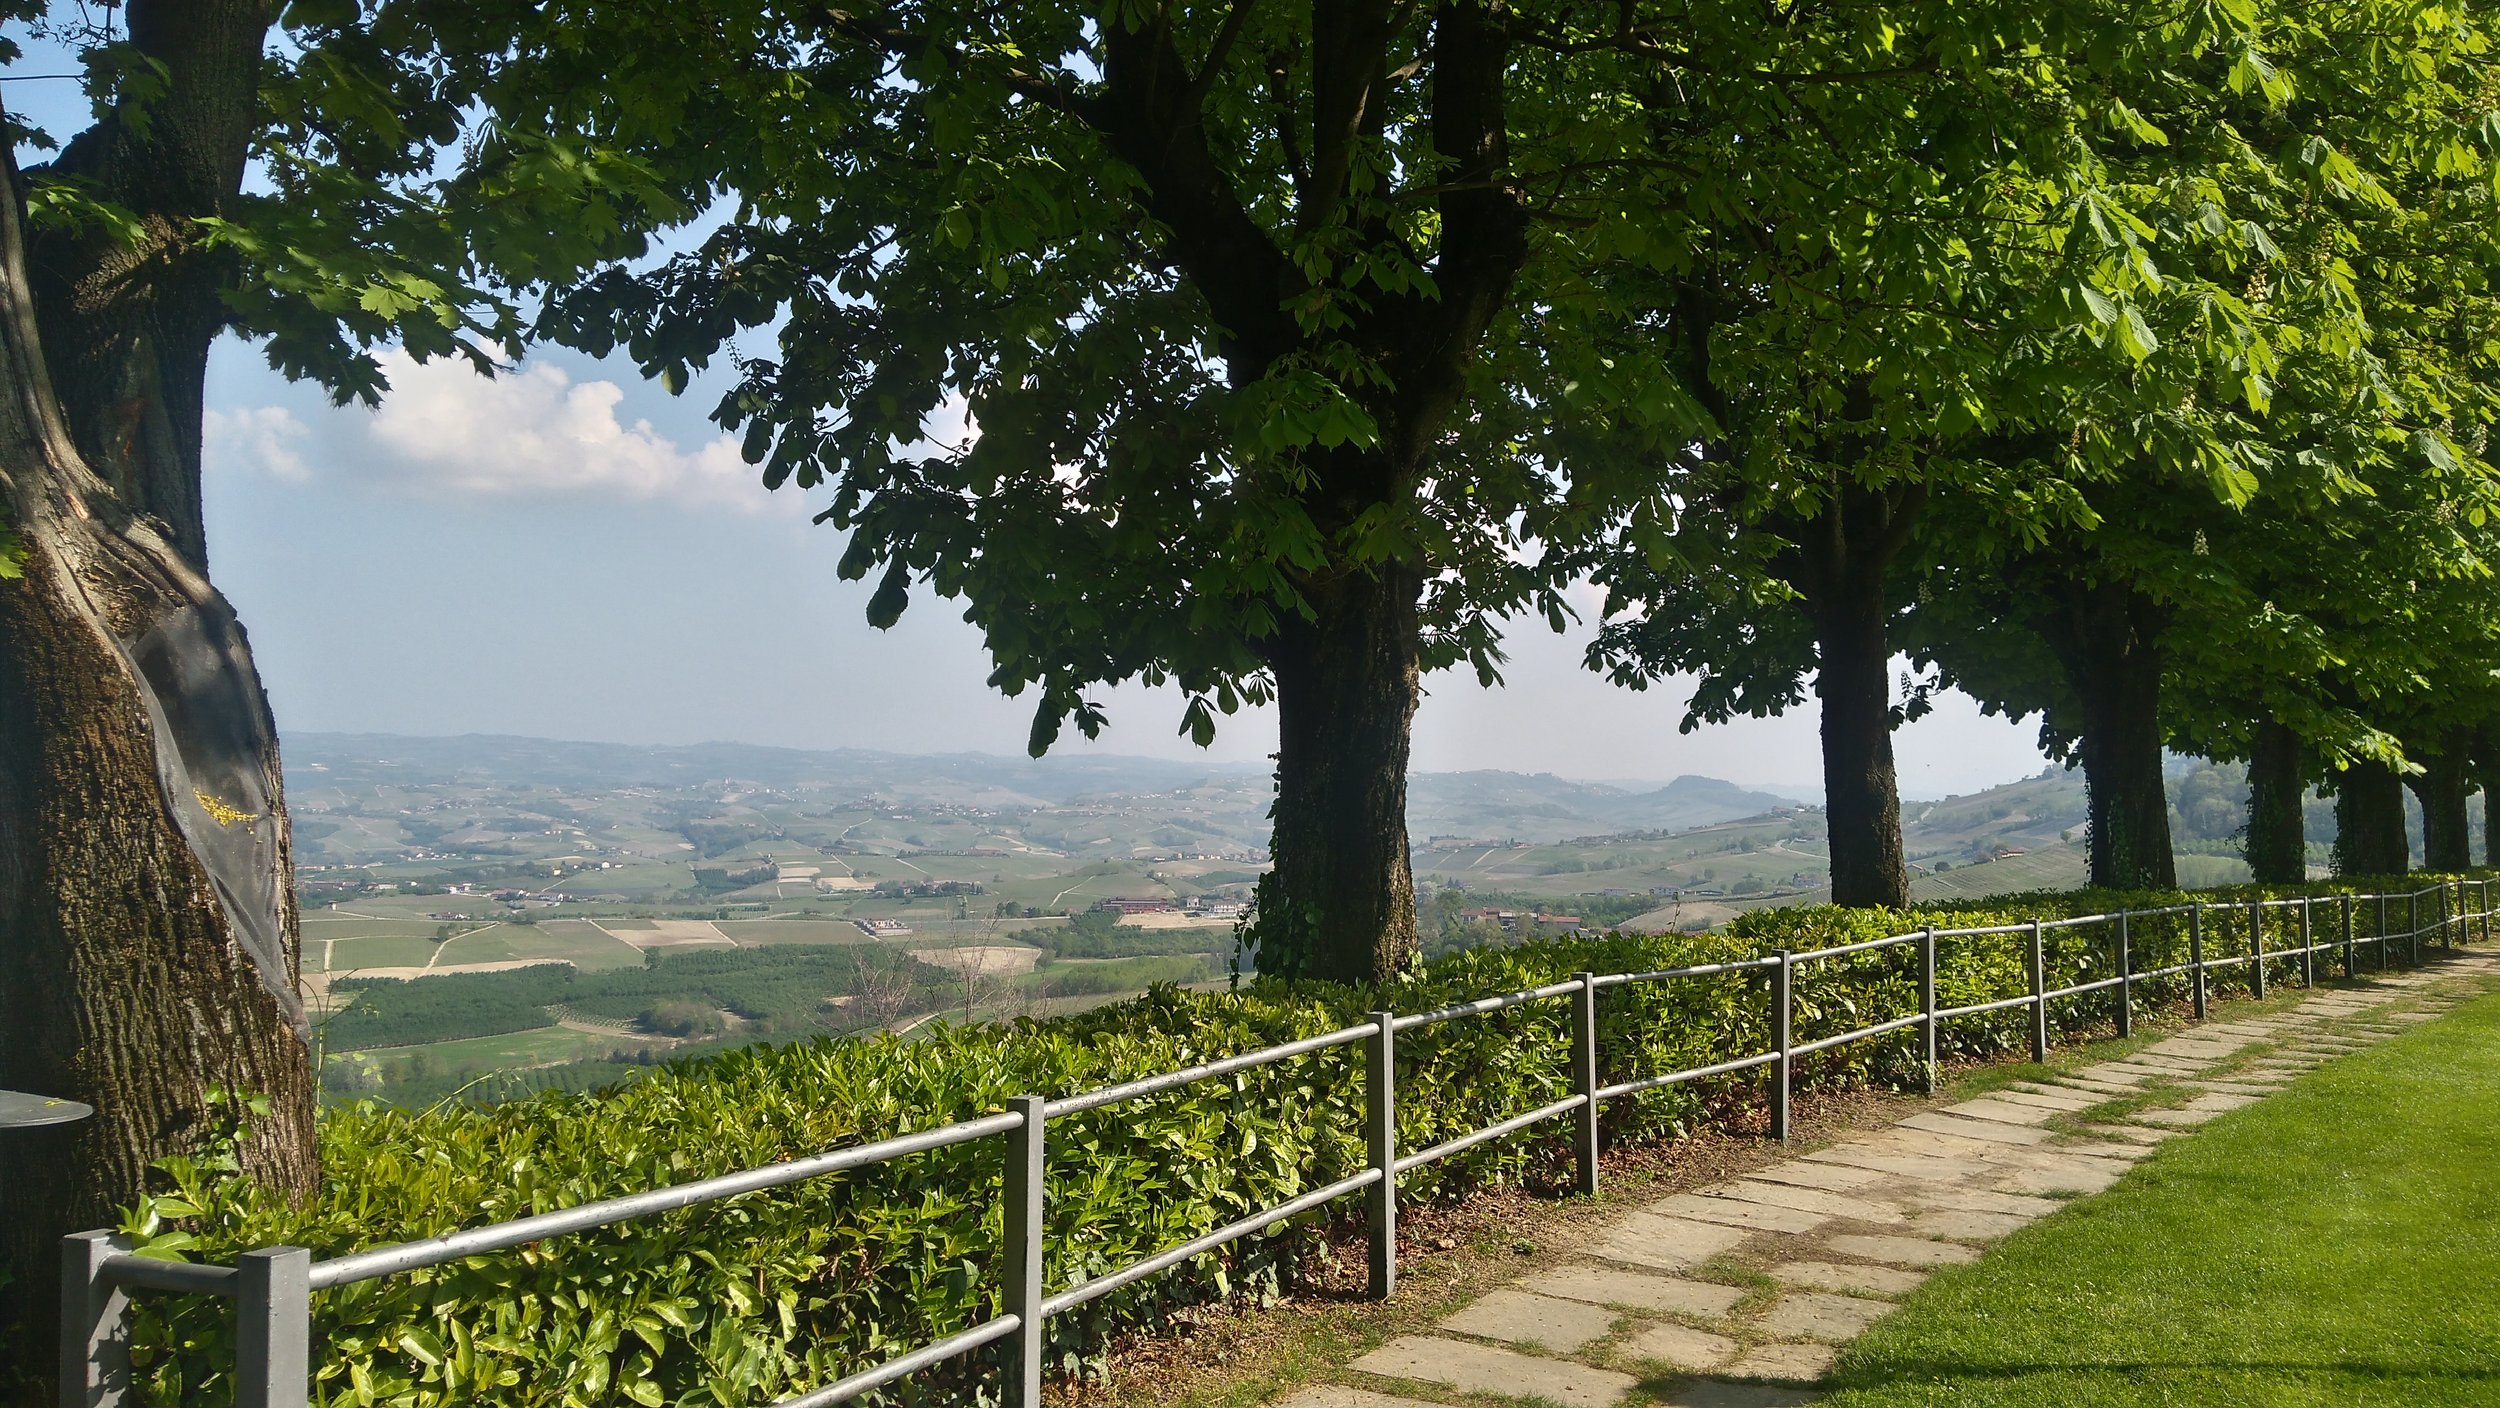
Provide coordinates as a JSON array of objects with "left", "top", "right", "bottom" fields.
[
  {"left": 1919, "top": 926, "right": 1939, "bottom": 1097},
  {"left": 2409, "top": 892, "right": 2420, "bottom": 965},
  {"left": 2483, "top": 878, "right": 2492, "bottom": 944},
  {"left": 1571, "top": 972, "right": 1600, "bottom": 1197},
  {"left": 2342, "top": 894, "right": 2356, "bottom": 978},
  {"left": 2379, "top": 894, "right": 2391, "bottom": 970},
  {"left": 234, "top": 1248, "right": 311, "bottom": 1408},
  {"left": 2299, "top": 898, "right": 2314, "bottom": 988},
  {"left": 2114, "top": 912, "right": 2132, "bottom": 1039},
  {"left": 1770, "top": 951, "right": 1793, "bottom": 1143},
  {"left": 2447, "top": 882, "right": 2458, "bottom": 950},
  {"left": 1002, "top": 1095, "right": 1045, "bottom": 1408},
  {"left": 2028, "top": 921, "right": 2049, "bottom": 1064},
  {"left": 60, "top": 1232, "right": 131, "bottom": 1408},
  {"left": 2249, "top": 900, "right": 2266, "bottom": 1000},
  {"left": 1366, "top": 1011, "right": 1397, "bottom": 1299},
  {"left": 2189, "top": 906, "right": 2207, "bottom": 1021}
]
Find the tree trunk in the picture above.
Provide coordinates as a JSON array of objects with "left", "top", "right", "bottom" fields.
[
  {"left": 2407, "top": 744, "right": 2471, "bottom": 873},
  {"left": 1802, "top": 517, "right": 1912, "bottom": 909},
  {"left": 2045, "top": 582, "right": 2175, "bottom": 890},
  {"left": 0, "top": 3, "right": 312, "bottom": 1370},
  {"left": 1249, "top": 563, "right": 1424, "bottom": 984},
  {"left": 2333, "top": 759, "right": 2411, "bottom": 877},
  {"left": 2245, "top": 720, "right": 2307, "bottom": 884}
]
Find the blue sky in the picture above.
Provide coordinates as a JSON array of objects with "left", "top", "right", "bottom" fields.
[{"left": 197, "top": 338, "right": 2052, "bottom": 797}]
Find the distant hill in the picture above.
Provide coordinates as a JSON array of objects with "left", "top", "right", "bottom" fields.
[
  {"left": 288, "top": 733, "right": 1821, "bottom": 844},
  {"left": 287, "top": 733, "right": 1253, "bottom": 809}
]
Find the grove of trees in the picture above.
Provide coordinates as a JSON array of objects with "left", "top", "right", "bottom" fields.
[{"left": 7, "top": 0, "right": 2500, "bottom": 1383}]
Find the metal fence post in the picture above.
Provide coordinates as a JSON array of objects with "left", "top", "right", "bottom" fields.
[
  {"left": 1919, "top": 926, "right": 1939, "bottom": 1096},
  {"left": 59, "top": 1232, "right": 131, "bottom": 1408},
  {"left": 1770, "top": 951, "right": 1793, "bottom": 1143},
  {"left": 1366, "top": 1011, "right": 1397, "bottom": 1299},
  {"left": 2113, "top": 913, "right": 2133, "bottom": 1038},
  {"left": 2250, "top": 900, "right": 2267, "bottom": 1000},
  {"left": 2028, "top": 921, "right": 2049, "bottom": 1063},
  {"left": 2379, "top": 894, "right": 2391, "bottom": 970},
  {"left": 234, "top": 1248, "right": 311, "bottom": 1408},
  {"left": 1002, "top": 1096, "right": 1045, "bottom": 1408},
  {"left": 2409, "top": 892, "right": 2420, "bottom": 965},
  {"left": 1571, "top": 972, "right": 1600, "bottom": 1197},
  {"left": 2299, "top": 898, "right": 2314, "bottom": 988},
  {"left": 2342, "top": 894, "right": 2355, "bottom": 978},
  {"left": 2189, "top": 906, "right": 2207, "bottom": 1020},
  {"left": 2482, "top": 877, "right": 2492, "bottom": 944},
  {"left": 2446, "top": 882, "right": 2458, "bottom": 950}
]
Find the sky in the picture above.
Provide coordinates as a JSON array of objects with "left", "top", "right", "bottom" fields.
[{"left": 198, "top": 340, "right": 2054, "bottom": 799}]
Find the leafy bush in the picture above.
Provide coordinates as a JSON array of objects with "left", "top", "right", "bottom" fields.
[{"left": 125, "top": 880, "right": 2478, "bottom": 1406}]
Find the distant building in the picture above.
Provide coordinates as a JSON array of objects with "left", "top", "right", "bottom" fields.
[
  {"left": 1460, "top": 907, "right": 1522, "bottom": 933},
  {"left": 855, "top": 918, "right": 913, "bottom": 937},
  {"left": 1533, "top": 914, "right": 1583, "bottom": 932},
  {"left": 1094, "top": 897, "right": 1179, "bottom": 915}
]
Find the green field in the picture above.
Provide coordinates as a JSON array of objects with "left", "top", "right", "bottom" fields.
[
  {"left": 1823, "top": 990, "right": 2500, "bottom": 1407},
  {"left": 441, "top": 920, "right": 647, "bottom": 970}
]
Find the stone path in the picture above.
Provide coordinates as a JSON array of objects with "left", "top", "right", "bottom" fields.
[{"left": 1278, "top": 951, "right": 2495, "bottom": 1408}]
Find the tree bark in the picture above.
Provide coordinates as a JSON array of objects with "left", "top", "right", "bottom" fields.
[
  {"left": 1784, "top": 480, "right": 1919, "bottom": 909},
  {"left": 2406, "top": 742, "right": 2471, "bottom": 873},
  {"left": 2333, "top": 759, "right": 2411, "bottom": 877},
  {"left": 2245, "top": 720, "right": 2307, "bottom": 884},
  {"left": 1252, "top": 563, "right": 1424, "bottom": 983},
  {"left": 0, "top": 0, "right": 310, "bottom": 1373},
  {"left": 2041, "top": 581, "right": 2176, "bottom": 890}
]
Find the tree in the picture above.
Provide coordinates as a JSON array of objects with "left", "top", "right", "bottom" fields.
[
  {"left": 0, "top": 0, "right": 647, "bottom": 1364},
  {"left": 452, "top": 1, "right": 1701, "bottom": 984}
]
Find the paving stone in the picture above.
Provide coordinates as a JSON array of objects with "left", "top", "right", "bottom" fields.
[
  {"left": 1824, "top": 1233, "right": 1981, "bottom": 1267},
  {"left": 1275, "top": 1388, "right": 1446, "bottom": 1408},
  {"left": 2047, "top": 1075, "right": 2141, "bottom": 1097},
  {"left": 1897, "top": 1112, "right": 2056, "bottom": 1146},
  {"left": 1622, "top": 1321, "right": 1741, "bottom": 1372},
  {"left": 2185, "top": 1091, "right": 2260, "bottom": 1112},
  {"left": 1803, "top": 1146, "right": 1973, "bottom": 1184},
  {"left": 2148, "top": 1034, "right": 2256, "bottom": 1058},
  {"left": 1706, "top": 1179, "right": 1906, "bottom": 1225},
  {"left": 1911, "top": 1207, "right": 2036, "bottom": 1241},
  {"left": 2056, "top": 1137, "right": 2156, "bottom": 1160},
  {"left": 1993, "top": 1160, "right": 2123, "bottom": 1197},
  {"left": 1756, "top": 1290, "right": 1896, "bottom": 1342},
  {"left": 2115, "top": 1053, "right": 2212, "bottom": 1073},
  {"left": 1650, "top": 1193, "right": 1830, "bottom": 1235},
  {"left": 1523, "top": 1265, "right": 1745, "bottom": 1318},
  {"left": 1939, "top": 1097, "right": 2060, "bottom": 1127},
  {"left": 2132, "top": 1106, "right": 2222, "bottom": 1128},
  {"left": 1660, "top": 1382, "right": 1817, "bottom": 1408},
  {"left": 1439, "top": 1290, "right": 1618, "bottom": 1353},
  {"left": 1771, "top": 1259, "right": 1927, "bottom": 1298},
  {"left": 2081, "top": 1123, "right": 2172, "bottom": 1145},
  {"left": 1723, "top": 1342, "right": 1838, "bottom": 1383},
  {"left": 2185, "top": 1079, "right": 2280, "bottom": 1096},
  {"left": 1350, "top": 1335, "right": 1636, "bottom": 1407},
  {"left": 1592, "top": 1212, "right": 1752, "bottom": 1272},
  {"left": 1747, "top": 1159, "right": 1889, "bottom": 1192},
  {"left": 2390, "top": 1010, "right": 2439, "bottom": 1023},
  {"left": 1901, "top": 1185, "right": 2065, "bottom": 1219},
  {"left": 2068, "top": 1064, "right": 2151, "bottom": 1085},
  {"left": 1995, "top": 1085, "right": 2104, "bottom": 1111}
]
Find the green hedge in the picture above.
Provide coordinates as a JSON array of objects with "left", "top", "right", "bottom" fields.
[{"left": 123, "top": 880, "right": 2479, "bottom": 1407}]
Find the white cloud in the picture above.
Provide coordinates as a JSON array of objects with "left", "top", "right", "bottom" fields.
[
  {"left": 204, "top": 405, "right": 312, "bottom": 482},
  {"left": 359, "top": 350, "right": 781, "bottom": 513}
]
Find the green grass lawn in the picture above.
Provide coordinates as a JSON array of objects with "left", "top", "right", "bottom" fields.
[{"left": 1822, "top": 989, "right": 2500, "bottom": 1407}]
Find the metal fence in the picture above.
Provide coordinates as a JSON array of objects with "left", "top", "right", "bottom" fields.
[{"left": 61, "top": 879, "right": 2495, "bottom": 1408}]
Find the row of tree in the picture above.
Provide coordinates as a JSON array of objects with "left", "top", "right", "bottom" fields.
[{"left": 5, "top": 0, "right": 2500, "bottom": 1381}]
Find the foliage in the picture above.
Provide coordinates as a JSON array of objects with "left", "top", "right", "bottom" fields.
[{"left": 118, "top": 878, "right": 2475, "bottom": 1406}]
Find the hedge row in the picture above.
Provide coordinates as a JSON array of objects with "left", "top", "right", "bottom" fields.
[{"left": 124, "top": 879, "right": 2479, "bottom": 1407}]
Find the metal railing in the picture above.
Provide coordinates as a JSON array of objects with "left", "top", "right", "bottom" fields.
[{"left": 60, "top": 878, "right": 2494, "bottom": 1408}]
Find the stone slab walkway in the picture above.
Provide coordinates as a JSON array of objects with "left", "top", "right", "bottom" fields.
[{"left": 1276, "top": 950, "right": 2496, "bottom": 1408}]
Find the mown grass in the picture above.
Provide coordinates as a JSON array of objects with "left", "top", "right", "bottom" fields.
[{"left": 1821, "top": 988, "right": 2500, "bottom": 1407}]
